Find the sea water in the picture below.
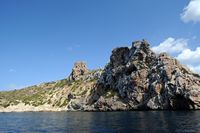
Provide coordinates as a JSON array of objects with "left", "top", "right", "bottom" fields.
[{"left": 0, "top": 111, "right": 199, "bottom": 133}]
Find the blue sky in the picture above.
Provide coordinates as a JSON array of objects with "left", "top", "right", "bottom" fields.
[{"left": 0, "top": 0, "right": 200, "bottom": 90}]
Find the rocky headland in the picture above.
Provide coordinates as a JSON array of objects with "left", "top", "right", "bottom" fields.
[{"left": 0, "top": 40, "right": 200, "bottom": 112}]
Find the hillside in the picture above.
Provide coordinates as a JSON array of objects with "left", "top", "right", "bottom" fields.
[
  {"left": 0, "top": 40, "right": 200, "bottom": 112},
  {"left": 0, "top": 69, "right": 102, "bottom": 112}
]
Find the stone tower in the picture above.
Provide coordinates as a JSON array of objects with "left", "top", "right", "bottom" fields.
[{"left": 69, "top": 61, "right": 89, "bottom": 81}]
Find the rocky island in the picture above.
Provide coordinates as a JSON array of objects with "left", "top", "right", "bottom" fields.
[{"left": 0, "top": 40, "right": 200, "bottom": 112}]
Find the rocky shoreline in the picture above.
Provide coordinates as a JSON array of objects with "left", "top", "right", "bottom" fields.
[
  {"left": 0, "top": 40, "right": 200, "bottom": 112},
  {"left": 0, "top": 103, "right": 66, "bottom": 112}
]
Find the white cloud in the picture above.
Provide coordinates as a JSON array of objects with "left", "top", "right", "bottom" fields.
[
  {"left": 152, "top": 37, "right": 188, "bottom": 54},
  {"left": 177, "top": 47, "right": 200, "bottom": 64},
  {"left": 181, "top": 0, "right": 200, "bottom": 23},
  {"left": 152, "top": 37, "right": 200, "bottom": 74},
  {"left": 187, "top": 65, "right": 200, "bottom": 74}
]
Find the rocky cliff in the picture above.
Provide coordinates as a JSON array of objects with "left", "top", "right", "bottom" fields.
[
  {"left": 0, "top": 40, "right": 200, "bottom": 112},
  {"left": 87, "top": 40, "right": 200, "bottom": 111}
]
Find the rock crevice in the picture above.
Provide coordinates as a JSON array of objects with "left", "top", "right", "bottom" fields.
[
  {"left": 87, "top": 40, "right": 200, "bottom": 110},
  {"left": 0, "top": 40, "right": 200, "bottom": 112}
]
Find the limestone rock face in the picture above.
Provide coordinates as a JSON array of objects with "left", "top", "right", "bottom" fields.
[
  {"left": 87, "top": 40, "right": 200, "bottom": 110},
  {"left": 1, "top": 40, "right": 200, "bottom": 112},
  {"left": 69, "top": 62, "right": 89, "bottom": 81},
  {"left": 69, "top": 62, "right": 102, "bottom": 82}
]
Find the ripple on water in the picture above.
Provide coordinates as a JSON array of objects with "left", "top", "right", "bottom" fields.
[{"left": 0, "top": 111, "right": 200, "bottom": 133}]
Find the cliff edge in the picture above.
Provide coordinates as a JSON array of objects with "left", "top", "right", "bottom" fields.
[
  {"left": 0, "top": 40, "right": 200, "bottom": 112},
  {"left": 87, "top": 40, "right": 200, "bottom": 111}
]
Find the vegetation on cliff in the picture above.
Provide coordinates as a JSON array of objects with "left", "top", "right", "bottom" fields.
[{"left": 0, "top": 40, "right": 200, "bottom": 112}]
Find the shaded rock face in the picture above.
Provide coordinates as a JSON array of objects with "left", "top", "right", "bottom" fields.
[
  {"left": 69, "top": 62, "right": 89, "bottom": 81},
  {"left": 2, "top": 40, "right": 200, "bottom": 112},
  {"left": 69, "top": 62, "right": 102, "bottom": 82},
  {"left": 87, "top": 40, "right": 200, "bottom": 110}
]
